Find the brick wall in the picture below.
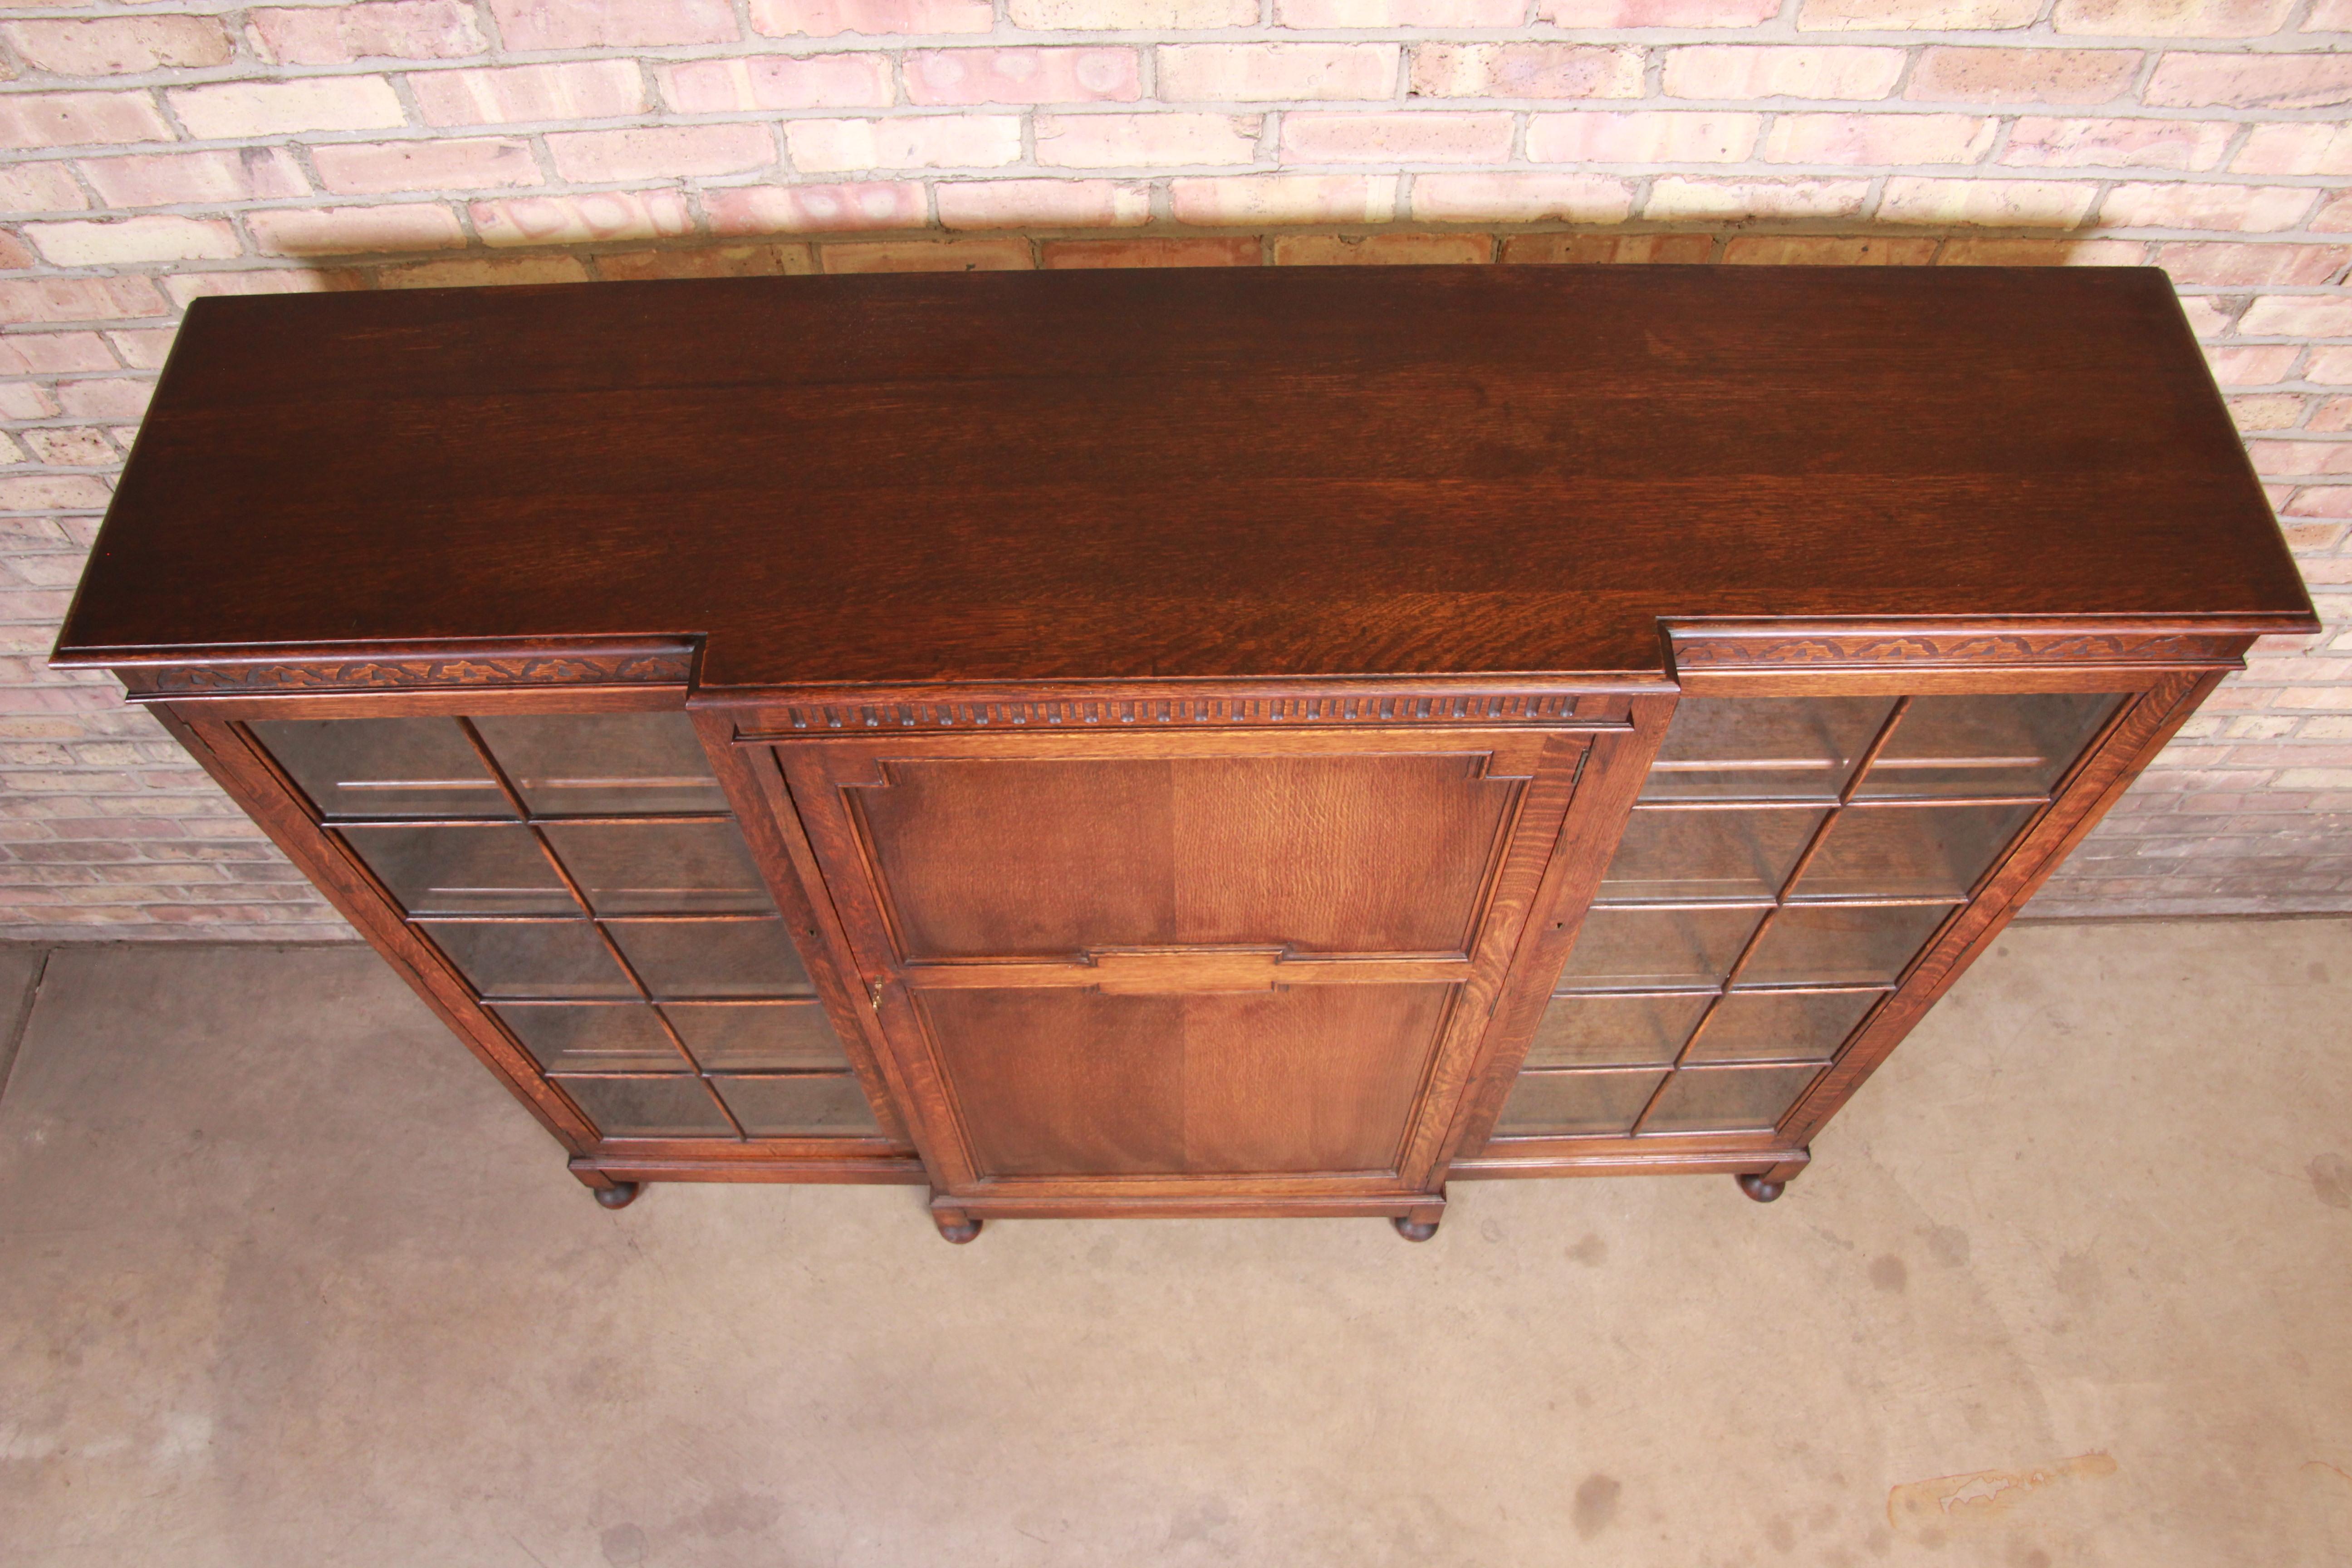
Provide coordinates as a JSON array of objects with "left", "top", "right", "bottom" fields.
[{"left": 0, "top": 0, "right": 2346, "bottom": 937}]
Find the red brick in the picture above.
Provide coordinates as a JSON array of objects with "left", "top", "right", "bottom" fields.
[
  {"left": 179, "top": 269, "right": 369, "bottom": 306},
  {"left": 0, "top": 385, "right": 59, "bottom": 420},
  {"left": 0, "top": 475, "right": 112, "bottom": 510},
  {"left": 596, "top": 246, "right": 816, "bottom": 280},
  {"left": 2154, "top": 241, "right": 2349, "bottom": 285},
  {"left": 706, "top": 181, "right": 927, "bottom": 232},
  {"left": 2098, "top": 182, "right": 2318, "bottom": 232},
  {"left": 1409, "top": 171, "right": 1634, "bottom": 222},
  {"left": 313, "top": 138, "right": 539, "bottom": 195},
  {"left": 2234, "top": 123, "right": 2352, "bottom": 176},
  {"left": 375, "top": 255, "right": 591, "bottom": 289},
  {"left": 4, "top": 16, "right": 232, "bottom": 76},
  {"left": 1663, "top": 46, "right": 1905, "bottom": 101},
  {"left": 2203, "top": 345, "right": 2301, "bottom": 384},
  {"left": 0, "top": 163, "right": 88, "bottom": 213},
  {"left": 1282, "top": 112, "right": 1512, "bottom": 164},
  {"left": 1801, "top": 0, "right": 2037, "bottom": 24},
  {"left": 1279, "top": 0, "right": 1521, "bottom": 21},
  {"left": 750, "top": 0, "right": 994, "bottom": 34},
  {"left": 2310, "top": 191, "right": 2352, "bottom": 233},
  {"left": 1159, "top": 44, "right": 1398, "bottom": 102},
  {"left": 659, "top": 54, "right": 895, "bottom": 113},
  {"left": 2229, "top": 392, "right": 2306, "bottom": 428},
  {"left": 1928, "top": 236, "right": 2154, "bottom": 263},
  {"left": 546, "top": 124, "right": 775, "bottom": 183},
  {"left": 1012, "top": 0, "right": 1254, "bottom": 22},
  {"left": 409, "top": 63, "right": 647, "bottom": 126},
  {"left": 2144, "top": 52, "right": 2352, "bottom": 108},
  {"left": 104, "top": 329, "right": 175, "bottom": 370},
  {"left": 27, "top": 215, "right": 241, "bottom": 265},
  {"left": 1271, "top": 233, "right": 1491, "bottom": 265},
  {"left": 2230, "top": 301, "right": 2352, "bottom": 341},
  {"left": 2243, "top": 439, "right": 2352, "bottom": 475},
  {"left": 785, "top": 116, "right": 1021, "bottom": 172},
  {"left": 0, "top": 333, "right": 116, "bottom": 376},
  {"left": 0, "top": 277, "right": 169, "bottom": 323},
  {"left": 245, "top": 203, "right": 467, "bottom": 256},
  {"left": 470, "top": 192, "right": 691, "bottom": 246},
  {"left": 0, "top": 92, "right": 174, "bottom": 149},
  {"left": 1527, "top": 111, "right": 1758, "bottom": 164},
  {"left": 489, "top": 0, "right": 737, "bottom": 49},
  {"left": 247, "top": 2, "right": 485, "bottom": 64},
  {"left": 54, "top": 378, "right": 152, "bottom": 421},
  {"left": 1724, "top": 235, "right": 1941, "bottom": 265},
  {"left": 1646, "top": 176, "right": 1872, "bottom": 220},
  {"left": 937, "top": 178, "right": 1150, "bottom": 227},
  {"left": 2308, "top": 399, "right": 2352, "bottom": 434},
  {"left": 1042, "top": 237, "right": 1260, "bottom": 267},
  {"left": 77, "top": 148, "right": 309, "bottom": 206},
  {"left": 1537, "top": 0, "right": 1777, "bottom": 20},
  {"left": 167, "top": 78, "right": 407, "bottom": 138},
  {"left": 1905, "top": 47, "right": 2141, "bottom": 104},
  {"left": 1411, "top": 44, "right": 1646, "bottom": 100},
  {"left": 1882, "top": 177, "right": 2101, "bottom": 226},
  {"left": 819, "top": 238, "right": 1031, "bottom": 272},
  {"left": 906, "top": 49, "right": 1141, "bottom": 106},
  {"left": 1508, "top": 232, "right": 1715, "bottom": 265},
  {"left": 2309, "top": 348, "right": 2352, "bottom": 385},
  {"left": 2053, "top": 0, "right": 2294, "bottom": 34},
  {"left": 0, "top": 235, "right": 34, "bottom": 271},
  {"left": 1170, "top": 173, "right": 1396, "bottom": 225},
  {"left": 22, "top": 428, "right": 116, "bottom": 466},
  {"left": 2306, "top": 0, "right": 2352, "bottom": 25},
  {"left": 2001, "top": 116, "right": 2234, "bottom": 171},
  {"left": 1760, "top": 112, "right": 1995, "bottom": 164},
  {"left": 1042, "top": 113, "right": 1260, "bottom": 167}
]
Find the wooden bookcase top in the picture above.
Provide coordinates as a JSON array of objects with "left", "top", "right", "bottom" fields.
[{"left": 54, "top": 264, "right": 2316, "bottom": 691}]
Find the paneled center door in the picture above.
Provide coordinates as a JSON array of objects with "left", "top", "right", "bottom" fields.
[{"left": 765, "top": 724, "right": 1616, "bottom": 1220}]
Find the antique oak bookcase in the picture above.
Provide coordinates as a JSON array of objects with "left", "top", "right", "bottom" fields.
[{"left": 53, "top": 265, "right": 2316, "bottom": 1242}]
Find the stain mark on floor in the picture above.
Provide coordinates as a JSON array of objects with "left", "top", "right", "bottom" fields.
[
  {"left": 1886, "top": 1453, "right": 2118, "bottom": 1538},
  {"left": 1573, "top": 1474, "right": 1620, "bottom": 1538}
]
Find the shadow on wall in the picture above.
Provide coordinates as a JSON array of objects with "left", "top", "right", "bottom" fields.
[{"left": 227, "top": 204, "right": 2161, "bottom": 289}]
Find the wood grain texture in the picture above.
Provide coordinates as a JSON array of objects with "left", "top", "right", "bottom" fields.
[{"left": 54, "top": 266, "right": 2316, "bottom": 690}]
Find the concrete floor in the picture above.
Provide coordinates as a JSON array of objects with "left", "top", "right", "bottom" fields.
[{"left": 0, "top": 922, "right": 2346, "bottom": 1567}]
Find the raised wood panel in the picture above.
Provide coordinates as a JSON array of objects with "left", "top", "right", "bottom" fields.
[
  {"left": 850, "top": 753, "right": 1525, "bottom": 962},
  {"left": 920, "top": 983, "right": 1454, "bottom": 1178}
]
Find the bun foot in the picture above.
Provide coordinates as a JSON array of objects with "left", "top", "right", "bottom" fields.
[
  {"left": 593, "top": 1181, "right": 642, "bottom": 1210},
  {"left": 1737, "top": 1173, "right": 1785, "bottom": 1204},
  {"left": 1394, "top": 1216, "right": 1440, "bottom": 1242},
  {"left": 935, "top": 1212, "right": 982, "bottom": 1244}
]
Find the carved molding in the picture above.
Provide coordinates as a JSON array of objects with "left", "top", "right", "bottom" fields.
[
  {"left": 1670, "top": 629, "right": 2249, "bottom": 670},
  {"left": 120, "top": 649, "right": 694, "bottom": 696},
  {"left": 761, "top": 692, "right": 1599, "bottom": 732}
]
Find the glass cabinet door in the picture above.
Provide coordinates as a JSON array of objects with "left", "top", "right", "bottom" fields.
[
  {"left": 1493, "top": 690, "right": 2124, "bottom": 1143},
  {"left": 249, "top": 712, "right": 882, "bottom": 1143}
]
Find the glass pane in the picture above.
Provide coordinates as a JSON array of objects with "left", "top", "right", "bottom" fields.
[
  {"left": 1641, "top": 697, "right": 1895, "bottom": 802},
  {"left": 421, "top": 919, "right": 633, "bottom": 999},
  {"left": 1687, "top": 989, "right": 1882, "bottom": 1063},
  {"left": 1795, "top": 802, "right": 2038, "bottom": 900},
  {"left": 472, "top": 711, "right": 728, "bottom": 816},
  {"left": 251, "top": 717, "right": 513, "bottom": 820},
  {"left": 1857, "top": 692, "right": 2125, "bottom": 800},
  {"left": 665, "top": 1001, "right": 847, "bottom": 1070},
  {"left": 1644, "top": 1065, "right": 1820, "bottom": 1133},
  {"left": 539, "top": 820, "right": 773, "bottom": 915},
  {"left": 1494, "top": 1069, "right": 1664, "bottom": 1136},
  {"left": 1525, "top": 992, "right": 1710, "bottom": 1068},
  {"left": 1558, "top": 905, "right": 1764, "bottom": 990},
  {"left": 339, "top": 823, "right": 574, "bottom": 916},
  {"left": 1598, "top": 806, "right": 1825, "bottom": 902},
  {"left": 714, "top": 1073, "right": 881, "bottom": 1137},
  {"left": 1740, "top": 904, "right": 1954, "bottom": 988},
  {"left": 608, "top": 918, "right": 813, "bottom": 998},
  {"left": 554, "top": 1074, "right": 733, "bottom": 1138},
  {"left": 493, "top": 1003, "right": 680, "bottom": 1073}
]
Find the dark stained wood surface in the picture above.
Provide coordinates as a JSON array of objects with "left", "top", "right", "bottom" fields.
[{"left": 54, "top": 265, "right": 2314, "bottom": 688}]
